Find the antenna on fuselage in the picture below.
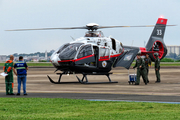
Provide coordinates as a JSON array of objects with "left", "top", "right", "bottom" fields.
[
  {"left": 70, "top": 36, "right": 75, "bottom": 41},
  {"left": 144, "top": 41, "right": 146, "bottom": 47},
  {"left": 131, "top": 40, "right": 134, "bottom": 48}
]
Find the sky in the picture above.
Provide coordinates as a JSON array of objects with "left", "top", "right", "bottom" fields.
[{"left": 0, "top": 0, "right": 179, "bottom": 55}]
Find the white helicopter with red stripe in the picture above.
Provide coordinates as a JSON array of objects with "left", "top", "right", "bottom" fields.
[{"left": 7, "top": 17, "right": 174, "bottom": 84}]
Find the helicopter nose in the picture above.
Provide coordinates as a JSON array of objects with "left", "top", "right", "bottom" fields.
[{"left": 50, "top": 54, "right": 60, "bottom": 66}]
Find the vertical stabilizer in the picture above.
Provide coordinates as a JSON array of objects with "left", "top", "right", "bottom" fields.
[{"left": 145, "top": 18, "right": 167, "bottom": 61}]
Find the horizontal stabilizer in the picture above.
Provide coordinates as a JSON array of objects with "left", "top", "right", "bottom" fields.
[{"left": 113, "top": 48, "right": 139, "bottom": 69}]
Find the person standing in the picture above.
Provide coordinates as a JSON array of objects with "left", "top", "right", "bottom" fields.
[
  {"left": 14, "top": 56, "right": 28, "bottom": 95},
  {"left": 154, "top": 53, "right": 160, "bottom": 83},
  {"left": 3, "top": 55, "right": 17, "bottom": 95},
  {"left": 133, "top": 54, "right": 147, "bottom": 85},
  {"left": 144, "top": 54, "right": 152, "bottom": 83}
]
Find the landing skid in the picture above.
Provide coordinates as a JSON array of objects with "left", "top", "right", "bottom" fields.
[
  {"left": 76, "top": 73, "right": 118, "bottom": 84},
  {"left": 47, "top": 72, "right": 118, "bottom": 84},
  {"left": 47, "top": 73, "right": 80, "bottom": 84}
]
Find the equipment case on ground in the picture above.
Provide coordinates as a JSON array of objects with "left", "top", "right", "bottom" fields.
[{"left": 128, "top": 69, "right": 137, "bottom": 84}]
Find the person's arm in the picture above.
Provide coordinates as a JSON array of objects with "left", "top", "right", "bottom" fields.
[
  {"left": 25, "top": 63, "right": 28, "bottom": 70},
  {"left": 139, "top": 59, "right": 144, "bottom": 68},
  {"left": 149, "top": 58, "right": 152, "bottom": 66},
  {"left": 7, "top": 67, "right": 12, "bottom": 72},
  {"left": 133, "top": 60, "right": 137, "bottom": 69},
  {"left": 13, "top": 67, "right": 17, "bottom": 76},
  {"left": 3, "top": 65, "right": 5, "bottom": 72},
  {"left": 12, "top": 62, "right": 17, "bottom": 76}
]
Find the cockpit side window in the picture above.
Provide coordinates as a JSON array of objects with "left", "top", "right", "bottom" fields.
[{"left": 77, "top": 45, "right": 93, "bottom": 59}]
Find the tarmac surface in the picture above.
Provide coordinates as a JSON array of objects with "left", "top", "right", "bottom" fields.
[{"left": 0, "top": 66, "right": 180, "bottom": 102}]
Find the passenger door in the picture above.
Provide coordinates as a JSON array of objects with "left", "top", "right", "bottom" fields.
[
  {"left": 98, "top": 47, "right": 111, "bottom": 69},
  {"left": 75, "top": 44, "right": 95, "bottom": 65}
]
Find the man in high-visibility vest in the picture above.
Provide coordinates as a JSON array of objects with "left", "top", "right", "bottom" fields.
[
  {"left": 14, "top": 56, "right": 28, "bottom": 95},
  {"left": 3, "top": 55, "right": 17, "bottom": 95}
]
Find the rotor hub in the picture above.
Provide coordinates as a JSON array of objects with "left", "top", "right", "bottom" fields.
[{"left": 86, "top": 23, "right": 99, "bottom": 31}]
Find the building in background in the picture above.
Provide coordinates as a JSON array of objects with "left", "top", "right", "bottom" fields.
[
  {"left": 167, "top": 46, "right": 180, "bottom": 55},
  {"left": 45, "top": 50, "right": 47, "bottom": 60},
  {"left": 0, "top": 55, "right": 7, "bottom": 62},
  {"left": 0, "top": 49, "right": 54, "bottom": 62}
]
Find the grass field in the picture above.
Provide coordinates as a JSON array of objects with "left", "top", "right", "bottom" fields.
[
  {"left": 26, "top": 63, "right": 53, "bottom": 67},
  {"left": 0, "top": 98, "right": 179, "bottom": 120},
  {"left": 0, "top": 62, "right": 53, "bottom": 67}
]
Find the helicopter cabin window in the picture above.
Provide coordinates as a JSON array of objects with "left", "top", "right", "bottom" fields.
[
  {"left": 99, "top": 48, "right": 110, "bottom": 60},
  {"left": 59, "top": 43, "right": 83, "bottom": 60},
  {"left": 104, "top": 43, "right": 107, "bottom": 46},
  {"left": 111, "top": 38, "right": 116, "bottom": 51},
  {"left": 85, "top": 33, "right": 99, "bottom": 37},
  {"left": 85, "top": 31, "right": 104, "bottom": 37},
  {"left": 77, "top": 45, "right": 93, "bottom": 59}
]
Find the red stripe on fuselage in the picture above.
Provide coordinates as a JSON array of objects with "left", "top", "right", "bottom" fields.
[
  {"left": 110, "top": 49, "right": 124, "bottom": 58},
  {"left": 99, "top": 59, "right": 109, "bottom": 61},
  {"left": 139, "top": 47, "right": 147, "bottom": 55},
  {"left": 58, "top": 49, "right": 125, "bottom": 63},
  {"left": 99, "top": 56, "right": 110, "bottom": 61},
  {"left": 100, "top": 56, "right": 109, "bottom": 59},
  {"left": 58, "top": 60, "right": 75, "bottom": 63},
  {"left": 139, "top": 47, "right": 147, "bottom": 52},
  {"left": 99, "top": 51, "right": 124, "bottom": 61},
  {"left": 58, "top": 54, "right": 94, "bottom": 63},
  {"left": 74, "top": 54, "right": 94, "bottom": 62}
]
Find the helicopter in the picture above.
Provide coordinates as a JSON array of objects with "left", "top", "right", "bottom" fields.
[{"left": 7, "top": 17, "right": 175, "bottom": 84}]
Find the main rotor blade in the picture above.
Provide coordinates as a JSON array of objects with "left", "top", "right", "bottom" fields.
[
  {"left": 6, "top": 27, "right": 87, "bottom": 31},
  {"left": 99, "top": 25, "right": 176, "bottom": 29},
  {"left": 6, "top": 25, "right": 176, "bottom": 31}
]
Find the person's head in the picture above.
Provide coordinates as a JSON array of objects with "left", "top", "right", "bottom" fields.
[
  {"left": 10, "top": 55, "right": 14, "bottom": 61},
  {"left": 146, "top": 54, "right": 149, "bottom": 58},
  {"left": 136, "top": 53, "right": 141, "bottom": 59},
  {"left": 154, "top": 53, "right": 159, "bottom": 58},
  {"left": 19, "top": 56, "right": 23, "bottom": 61}
]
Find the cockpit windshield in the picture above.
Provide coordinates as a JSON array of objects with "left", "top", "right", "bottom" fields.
[
  {"left": 59, "top": 43, "right": 83, "bottom": 60},
  {"left": 57, "top": 43, "right": 70, "bottom": 54}
]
